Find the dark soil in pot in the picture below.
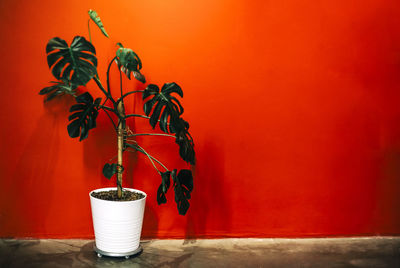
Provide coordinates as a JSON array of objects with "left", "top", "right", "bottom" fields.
[{"left": 91, "top": 190, "right": 145, "bottom": 201}]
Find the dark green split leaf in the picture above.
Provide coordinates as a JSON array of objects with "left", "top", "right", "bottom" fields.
[
  {"left": 143, "top": 83, "right": 195, "bottom": 164},
  {"left": 157, "top": 171, "right": 171, "bottom": 205},
  {"left": 67, "top": 92, "right": 101, "bottom": 141},
  {"left": 175, "top": 124, "right": 196, "bottom": 165},
  {"left": 173, "top": 169, "right": 193, "bottom": 215},
  {"left": 46, "top": 36, "right": 97, "bottom": 86},
  {"left": 142, "top": 82, "right": 184, "bottom": 132}
]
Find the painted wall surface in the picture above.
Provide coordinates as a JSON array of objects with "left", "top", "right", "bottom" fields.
[{"left": 1, "top": 0, "right": 400, "bottom": 238}]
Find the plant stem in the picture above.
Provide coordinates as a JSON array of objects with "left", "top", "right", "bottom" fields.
[
  {"left": 98, "top": 105, "right": 118, "bottom": 129},
  {"left": 137, "top": 144, "right": 168, "bottom": 171},
  {"left": 126, "top": 143, "right": 168, "bottom": 172},
  {"left": 120, "top": 90, "right": 144, "bottom": 102},
  {"left": 128, "top": 133, "right": 176, "bottom": 138},
  {"left": 106, "top": 57, "right": 117, "bottom": 100},
  {"left": 99, "top": 105, "right": 115, "bottom": 112},
  {"left": 101, "top": 108, "right": 117, "bottom": 130},
  {"left": 101, "top": 97, "right": 109, "bottom": 107},
  {"left": 88, "top": 19, "right": 92, "bottom": 43},
  {"left": 116, "top": 101, "right": 125, "bottom": 198},
  {"left": 125, "top": 147, "right": 159, "bottom": 174},
  {"left": 125, "top": 114, "right": 172, "bottom": 128},
  {"left": 125, "top": 114, "right": 150, "bottom": 120},
  {"left": 119, "top": 68, "right": 124, "bottom": 101},
  {"left": 93, "top": 76, "right": 115, "bottom": 104}
]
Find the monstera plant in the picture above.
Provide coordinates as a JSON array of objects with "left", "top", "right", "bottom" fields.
[{"left": 39, "top": 10, "right": 195, "bottom": 216}]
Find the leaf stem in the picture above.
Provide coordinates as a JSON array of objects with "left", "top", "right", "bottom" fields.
[
  {"left": 119, "top": 68, "right": 124, "bottom": 101},
  {"left": 106, "top": 56, "right": 117, "bottom": 100},
  {"left": 117, "top": 68, "right": 126, "bottom": 123},
  {"left": 125, "top": 114, "right": 150, "bottom": 120},
  {"left": 99, "top": 105, "right": 115, "bottom": 112},
  {"left": 125, "top": 144, "right": 160, "bottom": 173},
  {"left": 101, "top": 97, "right": 109, "bottom": 107},
  {"left": 88, "top": 19, "right": 92, "bottom": 43},
  {"left": 126, "top": 143, "right": 168, "bottom": 172},
  {"left": 100, "top": 108, "right": 117, "bottom": 130},
  {"left": 128, "top": 133, "right": 175, "bottom": 138},
  {"left": 124, "top": 114, "right": 171, "bottom": 128},
  {"left": 136, "top": 144, "right": 169, "bottom": 171},
  {"left": 93, "top": 76, "right": 115, "bottom": 104},
  {"left": 108, "top": 154, "right": 118, "bottom": 162},
  {"left": 120, "top": 90, "right": 145, "bottom": 101}
]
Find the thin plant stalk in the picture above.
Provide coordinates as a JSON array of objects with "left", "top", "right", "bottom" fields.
[
  {"left": 129, "top": 133, "right": 175, "bottom": 138},
  {"left": 125, "top": 114, "right": 150, "bottom": 120},
  {"left": 88, "top": 19, "right": 92, "bottom": 43},
  {"left": 116, "top": 101, "right": 125, "bottom": 198},
  {"left": 133, "top": 143, "right": 168, "bottom": 171},
  {"left": 119, "top": 90, "right": 144, "bottom": 102}
]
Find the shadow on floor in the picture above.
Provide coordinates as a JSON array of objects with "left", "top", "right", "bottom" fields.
[{"left": 0, "top": 238, "right": 400, "bottom": 268}]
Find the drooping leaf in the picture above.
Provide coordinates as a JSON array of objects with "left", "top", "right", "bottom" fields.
[
  {"left": 102, "top": 163, "right": 118, "bottom": 179},
  {"left": 173, "top": 169, "right": 193, "bottom": 215},
  {"left": 67, "top": 92, "right": 101, "bottom": 141},
  {"left": 157, "top": 186, "right": 167, "bottom": 204},
  {"left": 175, "top": 123, "right": 196, "bottom": 165},
  {"left": 39, "top": 80, "right": 77, "bottom": 102},
  {"left": 115, "top": 43, "right": 145, "bottom": 83},
  {"left": 46, "top": 36, "right": 97, "bottom": 86},
  {"left": 143, "top": 82, "right": 195, "bottom": 164},
  {"left": 88, "top": 9, "right": 109, "bottom": 38},
  {"left": 161, "top": 171, "right": 171, "bottom": 193},
  {"left": 157, "top": 171, "right": 171, "bottom": 205},
  {"left": 142, "top": 83, "right": 184, "bottom": 132}
]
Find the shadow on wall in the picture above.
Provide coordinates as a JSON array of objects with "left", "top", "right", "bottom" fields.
[
  {"left": 0, "top": 96, "right": 73, "bottom": 236},
  {"left": 377, "top": 147, "right": 400, "bottom": 233},
  {"left": 184, "top": 138, "right": 232, "bottom": 240},
  {"left": 142, "top": 203, "right": 159, "bottom": 238}
]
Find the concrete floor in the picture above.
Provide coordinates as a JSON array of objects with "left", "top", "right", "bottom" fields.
[{"left": 0, "top": 237, "right": 399, "bottom": 267}]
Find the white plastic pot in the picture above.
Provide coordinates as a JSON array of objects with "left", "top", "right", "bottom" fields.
[{"left": 89, "top": 187, "right": 146, "bottom": 256}]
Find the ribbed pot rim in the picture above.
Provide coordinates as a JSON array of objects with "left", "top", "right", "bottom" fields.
[{"left": 89, "top": 187, "right": 147, "bottom": 203}]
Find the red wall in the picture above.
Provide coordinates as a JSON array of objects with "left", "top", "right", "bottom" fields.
[{"left": 1, "top": 0, "right": 400, "bottom": 238}]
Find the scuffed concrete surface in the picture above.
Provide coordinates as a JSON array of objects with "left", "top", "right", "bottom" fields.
[{"left": 0, "top": 237, "right": 399, "bottom": 267}]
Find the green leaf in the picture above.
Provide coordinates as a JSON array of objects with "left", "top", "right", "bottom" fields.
[
  {"left": 173, "top": 169, "right": 193, "bottom": 215},
  {"left": 175, "top": 121, "right": 196, "bottom": 165},
  {"left": 142, "top": 82, "right": 184, "bottom": 132},
  {"left": 115, "top": 43, "right": 146, "bottom": 83},
  {"left": 88, "top": 9, "right": 109, "bottom": 38},
  {"left": 157, "top": 186, "right": 167, "bottom": 204},
  {"left": 157, "top": 171, "right": 171, "bottom": 205},
  {"left": 102, "top": 163, "right": 117, "bottom": 179},
  {"left": 67, "top": 92, "right": 101, "bottom": 141},
  {"left": 142, "top": 83, "right": 195, "bottom": 164},
  {"left": 46, "top": 36, "right": 97, "bottom": 86},
  {"left": 161, "top": 171, "right": 171, "bottom": 193},
  {"left": 39, "top": 80, "right": 77, "bottom": 102},
  {"left": 162, "top": 82, "right": 183, "bottom": 97}
]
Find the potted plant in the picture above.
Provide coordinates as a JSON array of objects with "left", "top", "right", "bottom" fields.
[{"left": 39, "top": 10, "right": 195, "bottom": 258}]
